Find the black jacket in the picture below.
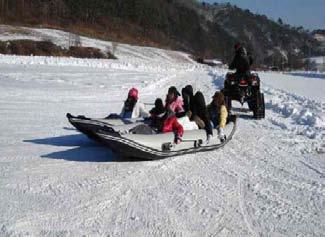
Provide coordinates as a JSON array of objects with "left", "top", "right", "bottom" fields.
[
  {"left": 229, "top": 47, "right": 253, "bottom": 73},
  {"left": 193, "top": 92, "right": 213, "bottom": 135},
  {"left": 179, "top": 85, "right": 195, "bottom": 118}
]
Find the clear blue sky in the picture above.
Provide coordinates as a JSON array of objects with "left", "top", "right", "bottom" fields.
[{"left": 200, "top": 0, "right": 325, "bottom": 30}]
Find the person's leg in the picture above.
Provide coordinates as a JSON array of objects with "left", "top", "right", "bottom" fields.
[
  {"left": 193, "top": 115, "right": 205, "bottom": 129},
  {"left": 205, "top": 118, "right": 213, "bottom": 135},
  {"left": 186, "top": 110, "right": 192, "bottom": 119}
]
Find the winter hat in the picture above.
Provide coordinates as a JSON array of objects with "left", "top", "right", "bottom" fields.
[
  {"left": 168, "top": 86, "right": 181, "bottom": 96},
  {"left": 128, "top": 88, "right": 139, "bottom": 100}
]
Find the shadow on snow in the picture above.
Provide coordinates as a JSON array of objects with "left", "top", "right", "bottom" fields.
[
  {"left": 209, "top": 71, "right": 225, "bottom": 90},
  {"left": 24, "top": 134, "right": 146, "bottom": 163}
]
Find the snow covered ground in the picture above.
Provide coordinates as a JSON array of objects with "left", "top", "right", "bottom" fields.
[{"left": 1, "top": 27, "right": 325, "bottom": 236}]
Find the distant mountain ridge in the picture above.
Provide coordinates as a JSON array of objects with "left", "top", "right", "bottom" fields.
[{"left": 0, "top": 0, "right": 322, "bottom": 68}]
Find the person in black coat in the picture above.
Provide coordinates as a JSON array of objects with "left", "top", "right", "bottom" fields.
[
  {"left": 180, "top": 85, "right": 213, "bottom": 142},
  {"left": 192, "top": 91, "right": 213, "bottom": 141},
  {"left": 229, "top": 43, "right": 253, "bottom": 75},
  {"left": 180, "top": 85, "right": 195, "bottom": 118}
]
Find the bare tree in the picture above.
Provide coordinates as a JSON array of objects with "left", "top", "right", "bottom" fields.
[
  {"left": 111, "top": 41, "right": 118, "bottom": 55},
  {"left": 41, "top": 1, "right": 50, "bottom": 23},
  {"left": 51, "top": 0, "right": 66, "bottom": 19},
  {"left": 69, "top": 33, "right": 82, "bottom": 47},
  {"left": 74, "top": 35, "right": 82, "bottom": 47},
  {"left": 0, "top": 0, "right": 9, "bottom": 21}
]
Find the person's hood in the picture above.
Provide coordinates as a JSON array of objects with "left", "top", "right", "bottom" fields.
[{"left": 183, "top": 85, "right": 194, "bottom": 97}]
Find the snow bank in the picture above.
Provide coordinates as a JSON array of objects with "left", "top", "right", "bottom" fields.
[
  {"left": 286, "top": 71, "right": 325, "bottom": 79},
  {"left": 264, "top": 87, "right": 324, "bottom": 141},
  {"left": 0, "top": 54, "right": 205, "bottom": 73}
]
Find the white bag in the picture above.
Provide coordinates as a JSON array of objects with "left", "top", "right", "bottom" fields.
[{"left": 177, "top": 116, "right": 199, "bottom": 131}]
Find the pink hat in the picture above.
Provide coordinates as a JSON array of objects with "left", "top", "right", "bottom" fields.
[{"left": 128, "top": 88, "right": 138, "bottom": 100}]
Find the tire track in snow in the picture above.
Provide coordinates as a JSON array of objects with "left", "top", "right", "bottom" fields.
[
  {"left": 238, "top": 178, "right": 262, "bottom": 237},
  {"left": 220, "top": 123, "right": 325, "bottom": 235}
]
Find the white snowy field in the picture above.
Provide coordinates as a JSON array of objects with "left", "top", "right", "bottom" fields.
[
  {"left": 0, "top": 54, "right": 324, "bottom": 236},
  {"left": 0, "top": 25, "right": 325, "bottom": 236}
]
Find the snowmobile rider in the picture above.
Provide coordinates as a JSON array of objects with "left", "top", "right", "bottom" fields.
[
  {"left": 165, "top": 86, "right": 184, "bottom": 117},
  {"left": 120, "top": 88, "right": 149, "bottom": 119},
  {"left": 207, "top": 91, "right": 228, "bottom": 142},
  {"left": 150, "top": 98, "right": 184, "bottom": 144},
  {"left": 229, "top": 43, "right": 253, "bottom": 77}
]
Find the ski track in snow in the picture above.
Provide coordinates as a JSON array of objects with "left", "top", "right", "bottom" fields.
[{"left": 1, "top": 28, "right": 325, "bottom": 236}]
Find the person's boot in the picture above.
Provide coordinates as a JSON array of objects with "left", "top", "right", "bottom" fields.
[
  {"left": 206, "top": 134, "right": 213, "bottom": 145},
  {"left": 218, "top": 128, "right": 226, "bottom": 143}
]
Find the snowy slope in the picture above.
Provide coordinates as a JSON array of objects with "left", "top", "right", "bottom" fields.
[
  {"left": 1, "top": 27, "right": 325, "bottom": 236},
  {"left": 0, "top": 25, "right": 194, "bottom": 64}
]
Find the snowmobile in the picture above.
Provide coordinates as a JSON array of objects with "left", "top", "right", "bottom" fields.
[
  {"left": 223, "top": 72, "right": 265, "bottom": 119},
  {"left": 67, "top": 113, "right": 237, "bottom": 160}
]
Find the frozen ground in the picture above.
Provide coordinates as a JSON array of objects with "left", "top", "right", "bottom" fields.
[{"left": 1, "top": 27, "right": 325, "bottom": 236}]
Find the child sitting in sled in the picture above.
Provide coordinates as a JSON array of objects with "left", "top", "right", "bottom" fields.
[
  {"left": 150, "top": 98, "right": 184, "bottom": 144},
  {"left": 120, "top": 88, "right": 149, "bottom": 119},
  {"left": 207, "top": 91, "right": 228, "bottom": 142}
]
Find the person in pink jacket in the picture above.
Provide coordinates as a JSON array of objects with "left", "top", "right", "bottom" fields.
[
  {"left": 165, "top": 86, "right": 184, "bottom": 117},
  {"left": 149, "top": 98, "right": 184, "bottom": 144}
]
